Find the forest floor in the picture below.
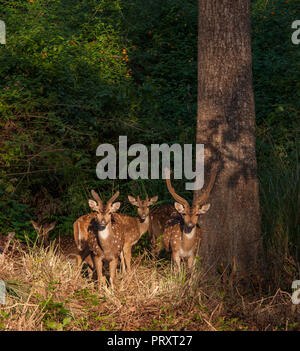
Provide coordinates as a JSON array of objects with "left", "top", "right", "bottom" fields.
[{"left": 0, "top": 239, "right": 299, "bottom": 331}]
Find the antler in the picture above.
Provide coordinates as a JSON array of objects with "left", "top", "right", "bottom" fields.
[
  {"left": 91, "top": 190, "right": 103, "bottom": 209},
  {"left": 165, "top": 168, "right": 189, "bottom": 208},
  {"left": 194, "top": 163, "right": 219, "bottom": 206},
  {"left": 137, "top": 196, "right": 142, "bottom": 206},
  {"left": 107, "top": 191, "right": 120, "bottom": 207}
]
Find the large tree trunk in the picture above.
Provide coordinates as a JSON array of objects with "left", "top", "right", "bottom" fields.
[{"left": 195, "top": 0, "right": 262, "bottom": 274}]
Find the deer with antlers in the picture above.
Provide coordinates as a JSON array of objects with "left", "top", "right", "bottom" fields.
[
  {"left": 114, "top": 195, "right": 158, "bottom": 272},
  {"left": 73, "top": 190, "right": 123, "bottom": 288},
  {"left": 163, "top": 164, "right": 218, "bottom": 271}
]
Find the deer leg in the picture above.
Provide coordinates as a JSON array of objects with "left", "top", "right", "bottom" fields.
[
  {"left": 123, "top": 244, "right": 132, "bottom": 272},
  {"left": 109, "top": 257, "right": 118, "bottom": 289},
  {"left": 149, "top": 229, "right": 156, "bottom": 256},
  {"left": 82, "top": 253, "right": 95, "bottom": 279},
  {"left": 120, "top": 251, "right": 126, "bottom": 274},
  {"left": 76, "top": 247, "right": 94, "bottom": 276},
  {"left": 172, "top": 251, "right": 181, "bottom": 272},
  {"left": 76, "top": 253, "right": 82, "bottom": 266},
  {"left": 156, "top": 233, "right": 164, "bottom": 256},
  {"left": 94, "top": 256, "right": 106, "bottom": 288},
  {"left": 76, "top": 247, "right": 86, "bottom": 266},
  {"left": 187, "top": 254, "right": 195, "bottom": 271},
  {"left": 151, "top": 235, "right": 159, "bottom": 257}
]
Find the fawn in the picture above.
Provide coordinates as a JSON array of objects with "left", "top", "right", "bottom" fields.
[
  {"left": 31, "top": 219, "right": 78, "bottom": 259},
  {"left": 31, "top": 219, "right": 56, "bottom": 247}
]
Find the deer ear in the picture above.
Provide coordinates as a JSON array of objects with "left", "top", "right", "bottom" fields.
[
  {"left": 88, "top": 200, "right": 98, "bottom": 211},
  {"left": 174, "top": 202, "right": 185, "bottom": 214},
  {"left": 31, "top": 220, "right": 40, "bottom": 231},
  {"left": 110, "top": 202, "right": 121, "bottom": 213},
  {"left": 46, "top": 221, "right": 56, "bottom": 233},
  {"left": 128, "top": 195, "right": 139, "bottom": 206},
  {"left": 198, "top": 203, "right": 211, "bottom": 214},
  {"left": 148, "top": 196, "right": 158, "bottom": 205}
]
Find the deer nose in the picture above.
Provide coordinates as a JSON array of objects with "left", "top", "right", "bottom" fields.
[
  {"left": 187, "top": 222, "right": 194, "bottom": 228},
  {"left": 100, "top": 220, "right": 107, "bottom": 226},
  {"left": 141, "top": 214, "right": 146, "bottom": 219}
]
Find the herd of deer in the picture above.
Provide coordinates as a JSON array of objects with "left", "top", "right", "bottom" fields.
[{"left": 28, "top": 166, "right": 218, "bottom": 289}]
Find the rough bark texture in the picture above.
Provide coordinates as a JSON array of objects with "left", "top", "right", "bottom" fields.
[{"left": 195, "top": 0, "right": 262, "bottom": 274}]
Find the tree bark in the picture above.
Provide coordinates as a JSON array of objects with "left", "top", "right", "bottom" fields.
[{"left": 195, "top": 0, "right": 262, "bottom": 274}]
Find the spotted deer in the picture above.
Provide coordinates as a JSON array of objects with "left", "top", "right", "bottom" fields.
[
  {"left": 163, "top": 165, "right": 218, "bottom": 271},
  {"left": 74, "top": 190, "right": 123, "bottom": 288},
  {"left": 73, "top": 195, "right": 98, "bottom": 272},
  {"left": 115, "top": 195, "right": 158, "bottom": 272},
  {"left": 148, "top": 204, "right": 174, "bottom": 257},
  {"left": 31, "top": 219, "right": 78, "bottom": 259},
  {"left": 31, "top": 219, "right": 56, "bottom": 247},
  {"left": 55, "top": 236, "right": 79, "bottom": 260}
]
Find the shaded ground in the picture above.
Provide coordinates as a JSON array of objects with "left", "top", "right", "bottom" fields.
[{"left": 0, "top": 239, "right": 299, "bottom": 331}]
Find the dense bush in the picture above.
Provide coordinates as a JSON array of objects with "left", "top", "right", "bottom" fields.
[
  {"left": 0, "top": 0, "right": 136, "bottom": 235},
  {"left": 252, "top": 0, "right": 299, "bottom": 161},
  {"left": 251, "top": 0, "right": 299, "bottom": 263}
]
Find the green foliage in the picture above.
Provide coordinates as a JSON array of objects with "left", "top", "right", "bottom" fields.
[
  {"left": 0, "top": 183, "right": 33, "bottom": 238},
  {"left": 215, "top": 317, "right": 249, "bottom": 331},
  {"left": 0, "top": 310, "right": 9, "bottom": 330},
  {"left": 252, "top": 0, "right": 300, "bottom": 267},
  {"left": 120, "top": 0, "right": 198, "bottom": 143},
  {"left": 39, "top": 293, "right": 72, "bottom": 331},
  {"left": 0, "top": 0, "right": 134, "bottom": 228},
  {"left": 252, "top": 0, "right": 300, "bottom": 161},
  {"left": 0, "top": 0, "right": 136, "bottom": 235}
]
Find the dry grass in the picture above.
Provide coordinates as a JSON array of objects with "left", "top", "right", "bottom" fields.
[{"left": 0, "top": 240, "right": 299, "bottom": 331}]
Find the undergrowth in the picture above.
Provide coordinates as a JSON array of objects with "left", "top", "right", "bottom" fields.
[{"left": 0, "top": 241, "right": 299, "bottom": 331}]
